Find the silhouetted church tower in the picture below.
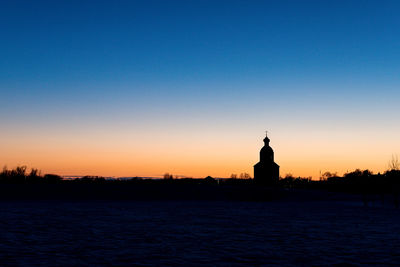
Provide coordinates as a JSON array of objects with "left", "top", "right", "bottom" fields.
[{"left": 254, "top": 132, "right": 280, "bottom": 184}]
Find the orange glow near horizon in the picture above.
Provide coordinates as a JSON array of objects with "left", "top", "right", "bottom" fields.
[{"left": 1, "top": 127, "right": 398, "bottom": 179}]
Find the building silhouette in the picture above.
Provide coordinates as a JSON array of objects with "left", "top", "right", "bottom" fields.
[{"left": 254, "top": 133, "right": 279, "bottom": 184}]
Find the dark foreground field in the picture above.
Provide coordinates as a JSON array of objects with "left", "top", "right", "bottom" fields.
[{"left": 0, "top": 199, "right": 399, "bottom": 266}]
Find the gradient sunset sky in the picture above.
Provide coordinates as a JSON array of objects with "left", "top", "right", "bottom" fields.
[{"left": 1, "top": 0, "right": 399, "bottom": 178}]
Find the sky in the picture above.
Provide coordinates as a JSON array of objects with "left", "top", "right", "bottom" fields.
[{"left": 1, "top": 0, "right": 399, "bottom": 178}]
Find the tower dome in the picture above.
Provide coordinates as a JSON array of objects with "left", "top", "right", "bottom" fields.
[
  {"left": 260, "top": 133, "right": 274, "bottom": 161},
  {"left": 260, "top": 144, "right": 274, "bottom": 162}
]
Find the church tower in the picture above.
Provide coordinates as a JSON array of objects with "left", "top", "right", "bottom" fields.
[{"left": 254, "top": 132, "right": 280, "bottom": 184}]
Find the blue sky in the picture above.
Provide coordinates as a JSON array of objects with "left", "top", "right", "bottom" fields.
[{"left": 1, "top": 0, "right": 399, "bottom": 177}]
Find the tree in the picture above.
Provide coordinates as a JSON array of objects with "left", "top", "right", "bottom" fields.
[
  {"left": 285, "top": 173, "right": 294, "bottom": 179},
  {"left": 163, "top": 173, "right": 173, "bottom": 179},
  {"left": 239, "top": 173, "right": 251, "bottom": 179},
  {"left": 321, "top": 171, "right": 338, "bottom": 180},
  {"left": 26, "top": 168, "right": 42, "bottom": 182},
  {"left": 388, "top": 154, "right": 400, "bottom": 171},
  {"left": 11, "top": 166, "right": 27, "bottom": 183},
  {"left": 230, "top": 174, "right": 237, "bottom": 179}
]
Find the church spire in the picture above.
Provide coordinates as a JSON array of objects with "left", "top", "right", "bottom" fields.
[{"left": 263, "top": 131, "right": 270, "bottom": 145}]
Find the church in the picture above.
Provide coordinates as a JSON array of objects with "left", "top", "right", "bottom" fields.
[{"left": 254, "top": 133, "right": 280, "bottom": 184}]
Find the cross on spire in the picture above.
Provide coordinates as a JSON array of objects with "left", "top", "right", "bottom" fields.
[{"left": 265, "top": 130, "right": 268, "bottom": 137}]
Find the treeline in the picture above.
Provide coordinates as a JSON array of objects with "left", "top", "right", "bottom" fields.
[
  {"left": 0, "top": 166, "right": 232, "bottom": 185},
  {"left": 1, "top": 165, "right": 400, "bottom": 194},
  {"left": 279, "top": 169, "right": 400, "bottom": 194},
  {"left": 0, "top": 166, "right": 62, "bottom": 183},
  {"left": 0, "top": 166, "right": 106, "bottom": 184}
]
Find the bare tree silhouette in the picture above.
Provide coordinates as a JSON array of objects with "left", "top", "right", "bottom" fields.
[
  {"left": 239, "top": 173, "right": 251, "bottom": 179},
  {"left": 388, "top": 154, "right": 400, "bottom": 171},
  {"left": 163, "top": 173, "right": 174, "bottom": 179}
]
